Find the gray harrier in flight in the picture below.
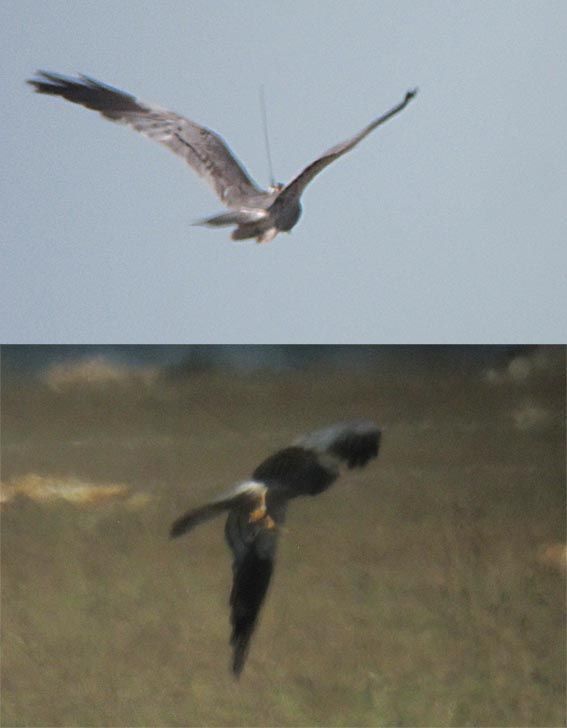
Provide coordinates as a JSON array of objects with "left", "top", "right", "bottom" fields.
[
  {"left": 170, "top": 420, "right": 381, "bottom": 676},
  {"left": 28, "top": 71, "right": 416, "bottom": 243}
]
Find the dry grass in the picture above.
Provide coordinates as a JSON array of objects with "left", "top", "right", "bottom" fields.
[{"left": 1, "top": 352, "right": 565, "bottom": 726}]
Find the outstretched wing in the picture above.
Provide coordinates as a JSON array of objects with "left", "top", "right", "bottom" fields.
[
  {"left": 27, "top": 71, "right": 265, "bottom": 208},
  {"left": 224, "top": 496, "right": 283, "bottom": 677},
  {"left": 276, "top": 90, "right": 417, "bottom": 206},
  {"left": 170, "top": 480, "right": 267, "bottom": 538},
  {"left": 253, "top": 445, "right": 338, "bottom": 496},
  {"left": 295, "top": 419, "right": 382, "bottom": 469}
]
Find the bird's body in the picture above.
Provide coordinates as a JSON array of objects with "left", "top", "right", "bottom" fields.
[
  {"left": 170, "top": 420, "right": 381, "bottom": 676},
  {"left": 28, "top": 71, "right": 416, "bottom": 243}
]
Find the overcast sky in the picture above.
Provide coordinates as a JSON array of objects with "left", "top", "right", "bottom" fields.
[{"left": 2, "top": 1, "right": 566, "bottom": 343}]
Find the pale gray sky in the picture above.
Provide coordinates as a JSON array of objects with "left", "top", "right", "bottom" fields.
[{"left": 2, "top": 1, "right": 566, "bottom": 343}]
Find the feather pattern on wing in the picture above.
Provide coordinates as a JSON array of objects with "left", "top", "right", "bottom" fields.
[
  {"left": 29, "top": 71, "right": 416, "bottom": 242},
  {"left": 28, "top": 71, "right": 264, "bottom": 208}
]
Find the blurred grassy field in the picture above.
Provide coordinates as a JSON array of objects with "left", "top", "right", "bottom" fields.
[{"left": 1, "top": 351, "right": 565, "bottom": 726}]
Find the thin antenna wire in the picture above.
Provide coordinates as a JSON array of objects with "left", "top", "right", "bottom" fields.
[{"left": 259, "top": 85, "right": 275, "bottom": 188}]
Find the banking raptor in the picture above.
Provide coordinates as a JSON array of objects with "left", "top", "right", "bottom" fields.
[
  {"left": 28, "top": 71, "right": 416, "bottom": 243},
  {"left": 170, "top": 420, "right": 381, "bottom": 676}
]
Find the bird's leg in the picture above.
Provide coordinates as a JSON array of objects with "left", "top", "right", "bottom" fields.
[{"left": 248, "top": 490, "right": 276, "bottom": 529}]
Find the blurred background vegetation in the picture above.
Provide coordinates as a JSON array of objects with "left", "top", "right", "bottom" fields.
[{"left": 1, "top": 346, "right": 565, "bottom": 726}]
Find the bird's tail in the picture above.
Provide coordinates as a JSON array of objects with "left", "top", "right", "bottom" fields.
[
  {"left": 193, "top": 211, "right": 244, "bottom": 228},
  {"left": 231, "top": 223, "right": 261, "bottom": 241},
  {"left": 193, "top": 209, "right": 267, "bottom": 228}
]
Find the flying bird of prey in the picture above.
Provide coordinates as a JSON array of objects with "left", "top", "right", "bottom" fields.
[
  {"left": 170, "top": 420, "right": 381, "bottom": 676},
  {"left": 28, "top": 71, "right": 416, "bottom": 243}
]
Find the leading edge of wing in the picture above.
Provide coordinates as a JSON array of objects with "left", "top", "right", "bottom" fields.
[
  {"left": 278, "top": 89, "right": 418, "bottom": 203},
  {"left": 170, "top": 480, "right": 267, "bottom": 538},
  {"left": 27, "top": 70, "right": 266, "bottom": 208}
]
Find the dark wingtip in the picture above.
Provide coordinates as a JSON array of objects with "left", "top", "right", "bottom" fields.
[
  {"left": 169, "top": 514, "right": 190, "bottom": 539},
  {"left": 27, "top": 71, "right": 47, "bottom": 91},
  {"left": 26, "top": 71, "right": 143, "bottom": 113},
  {"left": 406, "top": 88, "right": 418, "bottom": 102},
  {"left": 27, "top": 70, "right": 67, "bottom": 91},
  {"left": 330, "top": 426, "right": 382, "bottom": 469}
]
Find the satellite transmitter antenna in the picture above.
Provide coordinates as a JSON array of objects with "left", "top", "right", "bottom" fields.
[{"left": 259, "top": 85, "right": 276, "bottom": 189}]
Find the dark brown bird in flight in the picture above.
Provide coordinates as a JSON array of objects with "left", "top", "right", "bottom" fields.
[{"left": 170, "top": 420, "right": 381, "bottom": 676}]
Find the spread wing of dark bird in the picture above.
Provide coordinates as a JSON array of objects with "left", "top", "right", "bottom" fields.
[
  {"left": 28, "top": 71, "right": 416, "bottom": 243},
  {"left": 170, "top": 419, "right": 381, "bottom": 676}
]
